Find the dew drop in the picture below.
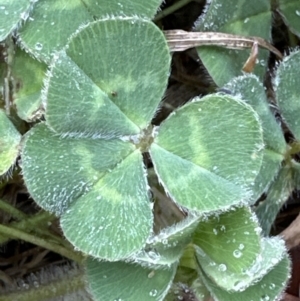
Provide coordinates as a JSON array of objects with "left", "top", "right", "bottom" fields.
[
  {"left": 233, "top": 249, "right": 242, "bottom": 258},
  {"left": 162, "top": 239, "right": 168, "bottom": 245},
  {"left": 148, "top": 250, "right": 160, "bottom": 261},
  {"left": 149, "top": 289, "right": 158, "bottom": 297},
  {"left": 218, "top": 264, "right": 227, "bottom": 272},
  {"left": 35, "top": 42, "right": 43, "bottom": 51},
  {"left": 269, "top": 283, "right": 275, "bottom": 290},
  {"left": 271, "top": 258, "right": 279, "bottom": 265}
]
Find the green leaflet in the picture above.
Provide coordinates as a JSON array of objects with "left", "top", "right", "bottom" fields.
[
  {"left": 0, "top": 0, "right": 32, "bottom": 41},
  {"left": 196, "top": 226, "right": 288, "bottom": 293},
  {"left": 223, "top": 75, "right": 286, "bottom": 154},
  {"left": 251, "top": 150, "right": 285, "bottom": 202},
  {"left": 255, "top": 165, "right": 294, "bottom": 236},
  {"left": 61, "top": 150, "right": 152, "bottom": 260},
  {"left": 194, "top": 207, "right": 261, "bottom": 291},
  {"left": 44, "top": 18, "right": 170, "bottom": 137},
  {"left": 18, "top": 0, "right": 163, "bottom": 62},
  {"left": 135, "top": 215, "right": 200, "bottom": 266},
  {"left": 21, "top": 123, "right": 136, "bottom": 216},
  {"left": 85, "top": 258, "right": 176, "bottom": 301},
  {"left": 195, "top": 0, "right": 271, "bottom": 86},
  {"left": 199, "top": 240, "right": 290, "bottom": 301},
  {"left": 0, "top": 109, "right": 21, "bottom": 176},
  {"left": 11, "top": 46, "right": 46, "bottom": 121},
  {"left": 223, "top": 75, "right": 286, "bottom": 201},
  {"left": 278, "top": 0, "right": 300, "bottom": 36},
  {"left": 274, "top": 50, "right": 300, "bottom": 140},
  {"left": 150, "top": 94, "right": 264, "bottom": 213},
  {"left": 83, "top": 0, "right": 162, "bottom": 19},
  {"left": 19, "top": 0, "right": 92, "bottom": 62}
]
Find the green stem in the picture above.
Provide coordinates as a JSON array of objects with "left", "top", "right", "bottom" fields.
[
  {"left": 0, "top": 223, "right": 83, "bottom": 263},
  {"left": 0, "top": 273, "right": 89, "bottom": 301},
  {"left": 0, "top": 210, "right": 73, "bottom": 250},
  {"left": 0, "top": 211, "right": 53, "bottom": 243},
  {"left": 0, "top": 198, "right": 28, "bottom": 220},
  {"left": 154, "top": 0, "right": 194, "bottom": 21}
]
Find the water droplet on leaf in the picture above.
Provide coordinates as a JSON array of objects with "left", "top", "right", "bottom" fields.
[
  {"left": 35, "top": 42, "right": 43, "bottom": 51},
  {"left": 218, "top": 264, "right": 227, "bottom": 271},
  {"left": 233, "top": 249, "right": 242, "bottom": 258},
  {"left": 149, "top": 289, "right": 158, "bottom": 297}
]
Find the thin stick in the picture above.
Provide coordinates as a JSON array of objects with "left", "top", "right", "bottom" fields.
[
  {"left": 0, "top": 224, "right": 83, "bottom": 263},
  {"left": 164, "top": 30, "right": 283, "bottom": 59},
  {"left": 0, "top": 198, "right": 28, "bottom": 221}
]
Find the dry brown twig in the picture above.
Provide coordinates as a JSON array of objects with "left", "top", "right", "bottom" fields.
[
  {"left": 164, "top": 30, "right": 283, "bottom": 58},
  {"left": 164, "top": 30, "right": 283, "bottom": 73}
]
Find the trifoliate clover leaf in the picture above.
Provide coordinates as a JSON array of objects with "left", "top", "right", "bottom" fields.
[
  {"left": 22, "top": 18, "right": 170, "bottom": 261},
  {"left": 22, "top": 17, "right": 265, "bottom": 262}
]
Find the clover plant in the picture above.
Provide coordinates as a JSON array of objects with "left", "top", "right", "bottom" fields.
[{"left": 1, "top": 0, "right": 299, "bottom": 300}]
